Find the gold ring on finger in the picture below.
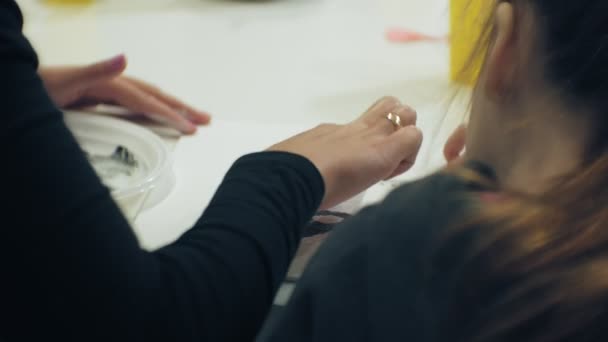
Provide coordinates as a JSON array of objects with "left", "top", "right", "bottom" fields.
[{"left": 386, "top": 112, "right": 402, "bottom": 130}]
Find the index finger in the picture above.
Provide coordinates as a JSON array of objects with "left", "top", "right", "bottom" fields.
[
  {"left": 104, "top": 78, "right": 197, "bottom": 134},
  {"left": 124, "top": 77, "right": 211, "bottom": 125}
]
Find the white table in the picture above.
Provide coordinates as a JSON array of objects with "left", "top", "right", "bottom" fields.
[{"left": 18, "top": 0, "right": 467, "bottom": 249}]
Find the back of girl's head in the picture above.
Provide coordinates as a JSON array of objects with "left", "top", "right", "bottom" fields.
[
  {"left": 440, "top": 1, "right": 608, "bottom": 341},
  {"left": 525, "top": 0, "right": 608, "bottom": 150}
]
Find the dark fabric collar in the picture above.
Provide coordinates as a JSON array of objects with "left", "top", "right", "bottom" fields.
[{"left": 464, "top": 160, "right": 497, "bottom": 182}]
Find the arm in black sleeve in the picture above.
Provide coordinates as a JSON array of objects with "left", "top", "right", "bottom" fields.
[
  {"left": 155, "top": 152, "right": 324, "bottom": 341},
  {"left": 0, "top": 2, "right": 324, "bottom": 341}
]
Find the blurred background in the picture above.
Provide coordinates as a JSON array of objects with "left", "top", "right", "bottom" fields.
[{"left": 19, "top": 0, "right": 456, "bottom": 123}]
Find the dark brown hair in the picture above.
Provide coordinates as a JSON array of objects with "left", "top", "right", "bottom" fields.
[{"left": 441, "top": 1, "right": 608, "bottom": 341}]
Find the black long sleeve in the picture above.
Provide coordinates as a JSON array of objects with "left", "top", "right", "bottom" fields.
[{"left": 0, "top": 2, "right": 324, "bottom": 341}]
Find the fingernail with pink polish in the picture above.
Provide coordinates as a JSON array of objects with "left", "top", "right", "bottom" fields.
[
  {"left": 180, "top": 121, "right": 197, "bottom": 134},
  {"left": 107, "top": 54, "right": 127, "bottom": 71}
]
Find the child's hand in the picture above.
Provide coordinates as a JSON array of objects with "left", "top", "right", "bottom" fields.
[{"left": 444, "top": 124, "right": 467, "bottom": 165}]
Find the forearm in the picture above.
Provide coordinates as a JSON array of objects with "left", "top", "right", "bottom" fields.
[
  {"left": 155, "top": 152, "right": 324, "bottom": 341},
  {"left": 1, "top": 2, "right": 324, "bottom": 340}
]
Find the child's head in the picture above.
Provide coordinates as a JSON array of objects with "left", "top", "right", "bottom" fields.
[
  {"left": 443, "top": 1, "right": 608, "bottom": 341},
  {"left": 465, "top": 0, "right": 608, "bottom": 190}
]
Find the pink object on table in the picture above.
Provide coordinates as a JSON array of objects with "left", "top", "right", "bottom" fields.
[{"left": 385, "top": 28, "right": 448, "bottom": 43}]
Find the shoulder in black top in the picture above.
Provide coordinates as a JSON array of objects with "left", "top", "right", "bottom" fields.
[{"left": 257, "top": 167, "right": 492, "bottom": 342}]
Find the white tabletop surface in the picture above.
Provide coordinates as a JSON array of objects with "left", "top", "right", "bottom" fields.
[{"left": 18, "top": 0, "right": 467, "bottom": 249}]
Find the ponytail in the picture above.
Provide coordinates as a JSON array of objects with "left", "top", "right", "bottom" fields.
[{"left": 440, "top": 156, "right": 608, "bottom": 341}]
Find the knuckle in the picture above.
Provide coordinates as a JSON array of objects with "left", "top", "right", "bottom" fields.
[
  {"left": 353, "top": 120, "right": 370, "bottom": 130},
  {"left": 394, "top": 104, "right": 417, "bottom": 125},
  {"left": 403, "top": 103, "right": 416, "bottom": 113},
  {"left": 404, "top": 110, "right": 418, "bottom": 125},
  {"left": 379, "top": 96, "right": 401, "bottom": 108},
  {"left": 315, "top": 123, "right": 336, "bottom": 131},
  {"left": 403, "top": 105, "right": 417, "bottom": 117}
]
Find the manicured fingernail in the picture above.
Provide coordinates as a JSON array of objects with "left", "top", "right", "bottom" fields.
[
  {"left": 183, "top": 125, "right": 197, "bottom": 134},
  {"left": 178, "top": 120, "right": 197, "bottom": 134},
  {"left": 107, "top": 54, "right": 127, "bottom": 71}
]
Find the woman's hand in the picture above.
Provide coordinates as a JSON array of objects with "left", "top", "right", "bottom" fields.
[
  {"left": 269, "top": 97, "right": 423, "bottom": 209},
  {"left": 39, "top": 54, "right": 210, "bottom": 134}
]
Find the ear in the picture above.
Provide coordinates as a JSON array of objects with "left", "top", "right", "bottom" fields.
[{"left": 485, "top": 2, "right": 516, "bottom": 99}]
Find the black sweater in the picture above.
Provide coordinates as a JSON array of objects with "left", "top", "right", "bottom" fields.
[
  {"left": 257, "top": 171, "right": 480, "bottom": 342},
  {"left": 1, "top": 1, "right": 324, "bottom": 341}
]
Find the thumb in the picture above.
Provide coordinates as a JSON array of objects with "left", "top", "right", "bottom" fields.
[{"left": 69, "top": 54, "right": 128, "bottom": 87}]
